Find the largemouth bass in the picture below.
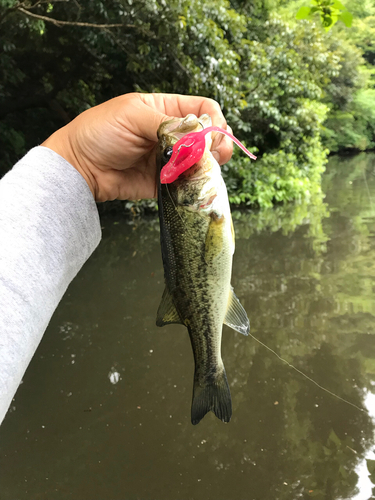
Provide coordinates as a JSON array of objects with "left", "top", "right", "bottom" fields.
[{"left": 156, "top": 114, "right": 250, "bottom": 425}]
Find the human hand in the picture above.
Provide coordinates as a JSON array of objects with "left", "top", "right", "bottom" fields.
[{"left": 42, "top": 93, "right": 233, "bottom": 202}]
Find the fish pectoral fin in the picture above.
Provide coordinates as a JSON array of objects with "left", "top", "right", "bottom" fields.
[
  {"left": 223, "top": 287, "right": 250, "bottom": 336},
  {"left": 156, "top": 287, "right": 183, "bottom": 327}
]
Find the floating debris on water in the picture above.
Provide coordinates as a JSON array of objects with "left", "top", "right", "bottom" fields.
[{"left": 108, "top": 370, "right": 121, "bottom": 385}]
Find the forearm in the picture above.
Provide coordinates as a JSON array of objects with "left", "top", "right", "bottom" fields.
[{"left": 0, "top": 147, "right": 101, "bottom": 424}]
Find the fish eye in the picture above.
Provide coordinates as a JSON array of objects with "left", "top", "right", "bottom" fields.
[{"left": 163, "top": 146, "right": 173, "bottom": 164}]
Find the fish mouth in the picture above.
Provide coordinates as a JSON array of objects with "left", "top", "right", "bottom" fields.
[
  {"left": 158, "top": 114, "right": 215, "bottom": 182},
  {"left": 158, "top": 114, "right": 212, "bottom": 144}
]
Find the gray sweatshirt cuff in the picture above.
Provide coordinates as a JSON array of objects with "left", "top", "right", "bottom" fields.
[{"left": 0, "top": 146, "right": 101, "bottom": 424}]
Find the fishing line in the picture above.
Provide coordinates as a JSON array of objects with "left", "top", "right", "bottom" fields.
[
  {"left": 178, "top": 141, "right": 195, "bottom": 152},
  {"left": 165, "top": 141, "right": 196, "bottom": 178},
  {"left": 247, "top": 331, "right": 367, "bottom": 413},
  {"left": 165, "top": 182, "right": 180, "bottom": 219},
  {"left": 165, "top": 183, "right": 191, "bottom": 236}
]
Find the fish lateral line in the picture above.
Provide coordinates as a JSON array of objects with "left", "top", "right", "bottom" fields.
[{"left": 160, "top": 126, "right": 257, "bottom": 184}]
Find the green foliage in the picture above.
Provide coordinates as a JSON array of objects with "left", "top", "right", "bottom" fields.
[
  {"left": 0, "top": 0, "right": 373, "bottom": 207},
  {"left": 349, "top": 15, "right": 375, "bottom": 66},
  {"left": 225, "top": 133, "right": 327, "bottom": 209},
  {"left": 283, "top": 0, "right": 375, "bottom": 155},
  {"left": 345, "top": 0, "right": 375, "bottom": 19},
  {"left": 323, "top": 88, "right": 375, "bottom": 151},
  {"left": 321, "top": 20, "right": 375, "bottom": 151},
  {"left": 224, "top": 17, "right": 335, "bottom": 207},
  {"left": 296, "top": 0, "right": 353, "bottom": 31}
]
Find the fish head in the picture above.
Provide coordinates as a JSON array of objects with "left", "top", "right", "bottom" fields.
[{"left": 157, "top": 114, "right": 215, "bottom": 183}]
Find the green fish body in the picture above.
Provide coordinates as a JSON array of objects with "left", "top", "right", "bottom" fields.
[{"left": 156, "top": 114, "right": 249, "bottom": 425}]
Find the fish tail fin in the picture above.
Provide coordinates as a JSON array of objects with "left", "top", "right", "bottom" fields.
[{"left": 191, "top": 368, "right": 232, "bottom": 425}]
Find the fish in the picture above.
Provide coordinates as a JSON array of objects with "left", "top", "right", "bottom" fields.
[{"left": 156, "top": 113, "right": 250, "bottom": 425}]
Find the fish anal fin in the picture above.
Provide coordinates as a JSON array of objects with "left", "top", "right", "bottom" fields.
[
  {"left": 156, "top": 287, "right": 182, "bottom": 327},
  {"left": 224, "top": 288, "right": 250, "bottom": 336}
]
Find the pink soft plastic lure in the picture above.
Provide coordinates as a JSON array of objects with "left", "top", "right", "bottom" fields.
[{"left": 160, "top": 126, "right": 257, "bottom": 184}]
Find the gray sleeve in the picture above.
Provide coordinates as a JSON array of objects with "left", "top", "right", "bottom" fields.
[{"left": 0, "top": 146, "right": 102, "bottom": 424}]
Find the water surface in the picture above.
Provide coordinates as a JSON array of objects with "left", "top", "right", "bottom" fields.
[{"left": 1, "top": 154, "right": 375, "bottom": 500}]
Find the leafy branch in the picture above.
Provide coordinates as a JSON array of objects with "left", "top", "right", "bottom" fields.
[
  {"left": 296, "top": 0, "right": 353, "bottom": 31},
  {"left": 0, "top": 0, "right": 135, "bottom": 28},
  {"left": 17, "top": 6, "right": 125, "bottom": 28}
]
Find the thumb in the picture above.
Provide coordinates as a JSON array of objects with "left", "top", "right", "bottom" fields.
[{"left": 127, "top": 94, "right": 173, "bottom": 143}]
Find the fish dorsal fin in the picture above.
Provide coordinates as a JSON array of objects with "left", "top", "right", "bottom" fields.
[
  {"left": 224, "top": 288, "right": 250, "bottom": 336},
  {"left": 156, "top": 287, "right": 183, "bottom": 327}
]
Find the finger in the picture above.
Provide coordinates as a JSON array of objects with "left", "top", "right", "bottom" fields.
[
  {"left": 115, "top": 94, "right": 171, "bottom": 144},
  {"left": 138, "top": 92, "right": 227, "bottom": 130},
  {"left": 211, "top": 125, "right": 233, "bottom": 165},
  {"left": 159, "top": 94, "right": 227, "bottom": 128},
  {"left": 94, "top": 156, "right": 158, "bottom": 201}
]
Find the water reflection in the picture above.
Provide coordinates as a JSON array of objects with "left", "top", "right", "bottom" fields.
[{"left": 1, "top": 154, "right": 375, "bottom": 499}]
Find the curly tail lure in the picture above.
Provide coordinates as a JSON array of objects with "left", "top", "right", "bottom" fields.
[{"left": 160, "top": 126, "right": 257, "bottom": 184}]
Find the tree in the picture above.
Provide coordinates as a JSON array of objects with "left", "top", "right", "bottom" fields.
[{"left": 0, "top": 0, "right": 370, "bottom": 208}]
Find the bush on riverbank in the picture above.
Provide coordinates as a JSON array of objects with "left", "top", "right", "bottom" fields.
[{"left": 0, "top": 0, "right": 373, "bottom": 208}]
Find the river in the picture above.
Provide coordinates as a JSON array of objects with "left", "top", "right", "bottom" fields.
[{"left": 1, "top": 154, "right": 375, "bottom": 499}]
